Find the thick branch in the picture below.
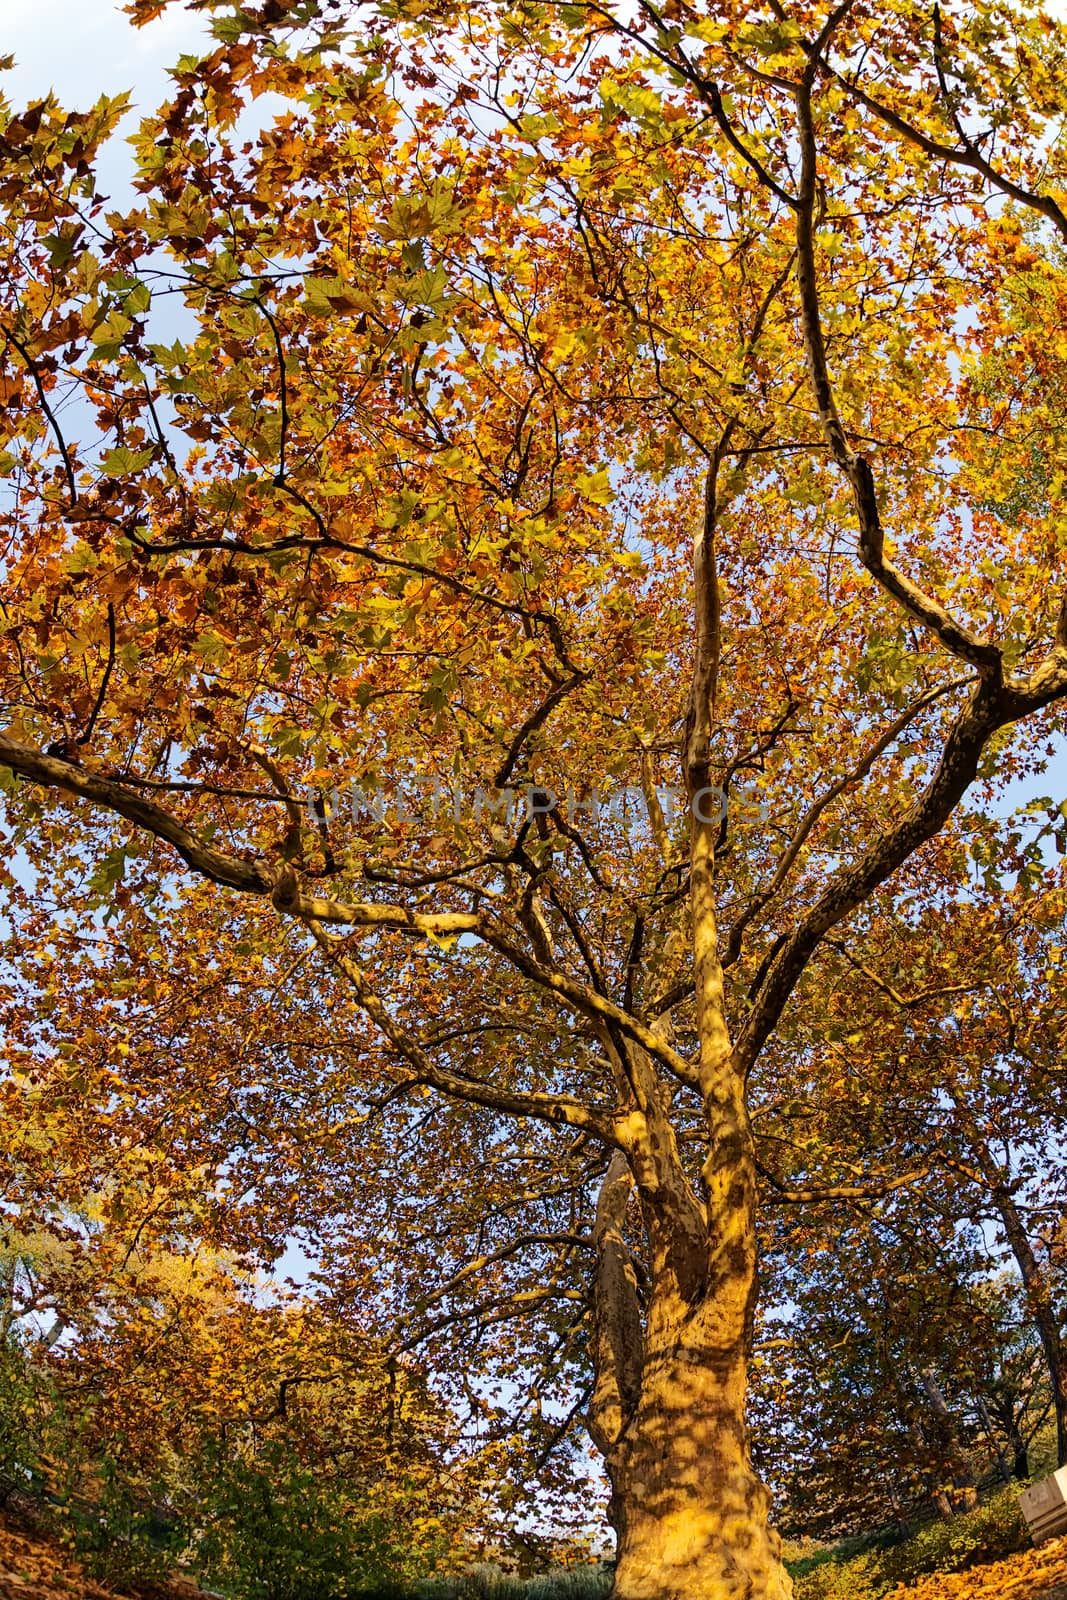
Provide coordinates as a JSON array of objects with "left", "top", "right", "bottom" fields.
[
  {"left": 306, "top": 919, "right": 617, "bottom": 1141},
  {"left": 723, "top": 678, "right": 970, "bottom": 967},
  {"left": 792, "top": 66, "right": 1002, "bottom": 676},
  {"left": 757, "top": 1159, "right": 931, "bottom": 1204},
  {"left": 736, "top": 674, "right": 1065, "bottom": 1073},
  {"left": 0, "top": 737, "right": 705, "bottom": 1088},
  {"left": 821, "top": 59, "right": 1067, "bottom": 247},
  {"left": 587, "top": 1150, "right": 644, "bottom": 1455},
  {"left": 0, "top": 734, "right": 276, "bottom": 896},
  {"left": 685, "top": 443, "right": 734, "bottom": 1094},
  {"left": 480, "top": 914, "right": 696, "bottom": 1088}
]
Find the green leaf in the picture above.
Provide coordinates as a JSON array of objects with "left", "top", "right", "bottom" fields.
[
  {"left": 100, "top": 445, "right": 155, "bottom": 476},
  {"left": 401, "top": 240, "right": 427, "bottom": 274},
  {"left": 192, "top": 630, "right": 230, "bottom": 666},
  {"left": 64, "top": 540, "right": 99, "bottom": 575},
  {"left": 575, "top": 468, "right": 615, "bottom": 506},
  {"left": 88, "top": 845, "right": 127, "bottom": 904},
  {"left": 124, "top": 281, "right": 151, "bottom": 315},
  {"left": 42, "top": 231, "right": 79, "bottom": 270}
]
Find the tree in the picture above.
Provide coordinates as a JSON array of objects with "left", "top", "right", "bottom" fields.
[
  {"left": 763, "top": 875, "right": 1067, "bottom": 1469},
  {"left": 0, "top": 1165, "right": 481, "bottom": 1589},
  {"left": 753, "top": 1199, "right": 1050, "bottom": 1537},
  {"left": 2, "top": 3, "right": 1067, "bottom": 1597}
]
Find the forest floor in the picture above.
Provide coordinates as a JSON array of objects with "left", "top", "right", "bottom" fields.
[
  {"left": 5, "top": 1505, "right": 1067, "bottom": 1600},
  {"left": 881, "top": 1532, "right": 1067, "bottom": 1598},
  {"left": 0, "top": 1508, "right": 205, "bottom": 1600}
]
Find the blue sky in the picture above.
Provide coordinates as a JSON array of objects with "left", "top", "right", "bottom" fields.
[
  {"left": 4, "top": 0, "right": 208, "bottom": 112},
  {"left": 4, "top": 0, "right": 213, "bottom": 207}
]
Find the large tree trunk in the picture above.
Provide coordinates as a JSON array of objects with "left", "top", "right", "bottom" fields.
[
  {"left": 1004, "top": 1209, "right": 1067, "bottom": 1465},
  {"left": 1001, "top": 1201, "right": 1067, "bottom": 1469},
  {"left": 607, "top": 1336, "right": 790, "bottom": 1600},
  {"left": 588, "top": 1144, "right": 792, "bottom": 1600},
  {"left": 582, "top": 451, "right": 793, "bottom": 1600}
]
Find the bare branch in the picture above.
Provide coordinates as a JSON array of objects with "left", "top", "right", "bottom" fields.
[
  {"left": 734, "top": 672, "right": 1065, "bottom": 1074},
  {"left": 494, "top": 671, "right": 588, "bottom": 788},
  {"left": 306, "top": 918, "right": 618, "bottom": 1142},
  {"left": 397, "top": 1232, "right": 594, "bottom": 1325},
  {"left": 723, "top": 677, "right": 971, "bottom": 967},
  {"left": 758, "top": 1158, "right": 931, "bottom": 1204},
  {"left": 824, "top": 937, "right": 986, "bottom": 1011},
  {"left": 3, "top": 328, "right": 78, "bottom": 502}
]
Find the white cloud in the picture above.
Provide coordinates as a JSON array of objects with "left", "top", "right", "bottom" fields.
[
  {"left": 3, "top": 0, "right": 209, "bottom": 112},
  {"left": 2, "top": 0, "right": 213, "bottom": 202}
]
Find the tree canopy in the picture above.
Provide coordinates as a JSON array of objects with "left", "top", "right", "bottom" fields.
[{"left": 1, "top": 1, "right": 1066, "bottom": 1596}]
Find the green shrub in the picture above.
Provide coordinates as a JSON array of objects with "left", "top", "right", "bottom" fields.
[
  {"left": 790, "top": 1549, "right": 889, "bottom": 1600},
  {"left": 61, "top": 1449, "right": 188, "bottom": 1591},
  {"left": 195, "top": 1439, "right": 416, "bottom": 1600},
  {"left": 789, "top": 1488, "right": 1029, "bottom": 1600},
  {"left": 416, "top": 1567, "right": 613, "bottom": 1600},
  {"left": 0, "top": 1340, "right": 43, "bottom": 1504},
  {"left": 523, "top": 1568, "right": 613, "bottom": 1600},
  {"left": 878, "top": 1488, "right": 1026, "bottom": 1586}
]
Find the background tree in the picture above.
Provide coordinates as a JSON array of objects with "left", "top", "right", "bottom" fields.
[
  {"left": 753, "top": 1203, "right": 1051, "bottom": 1539},
  {"left": 762, "top": 872, "right": 1067, "bottom": 1466},
  {"left": 0, "top": 1201, "right": 482, "bottom": 1592}
]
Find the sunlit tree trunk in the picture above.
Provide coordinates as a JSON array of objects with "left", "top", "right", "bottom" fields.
[
  {"left": 589, "top": 1151, "right": 791, "bottom": 1600},
  {"left": 584, "top": 451, "right": 792, "bottom": 1600},
  {"left": 607, "top": 1313, "right": 790, "bottom": 1599}
]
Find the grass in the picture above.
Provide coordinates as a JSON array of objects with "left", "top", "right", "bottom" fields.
[
  {"left": 785, "top": 1486, "right": 1032, "bottom": 1600},
  {"left": 414, "top": 1564, "right": 613, "bottom": 1600}
]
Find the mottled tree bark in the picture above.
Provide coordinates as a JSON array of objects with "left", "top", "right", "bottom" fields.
[
  {"left": 607, "top": 1330, "right": 790, "bottom": 1599},
  {"left": 582, "top": 444, "right": 793, "bottom": 1600},
  {"left": 588, "top": 1148, "right": 791, "bottom": 1600}
]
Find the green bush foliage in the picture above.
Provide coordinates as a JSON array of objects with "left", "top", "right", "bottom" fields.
[
  {"left": 0, "top": 1340, "right": 45, "bottom": 1504},
  {"left": 790, "top": 1489, "right": 1029, "bottom": 1600},
  {"left": 194, "top": 1438, "right": 420, "bottom": 1600},
  {"left": 0, "top": 1335, "right": 456, "bottom": 1599},
  {"left": 60, "top": 1450, "right": 187, "bottom": 1591}
]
